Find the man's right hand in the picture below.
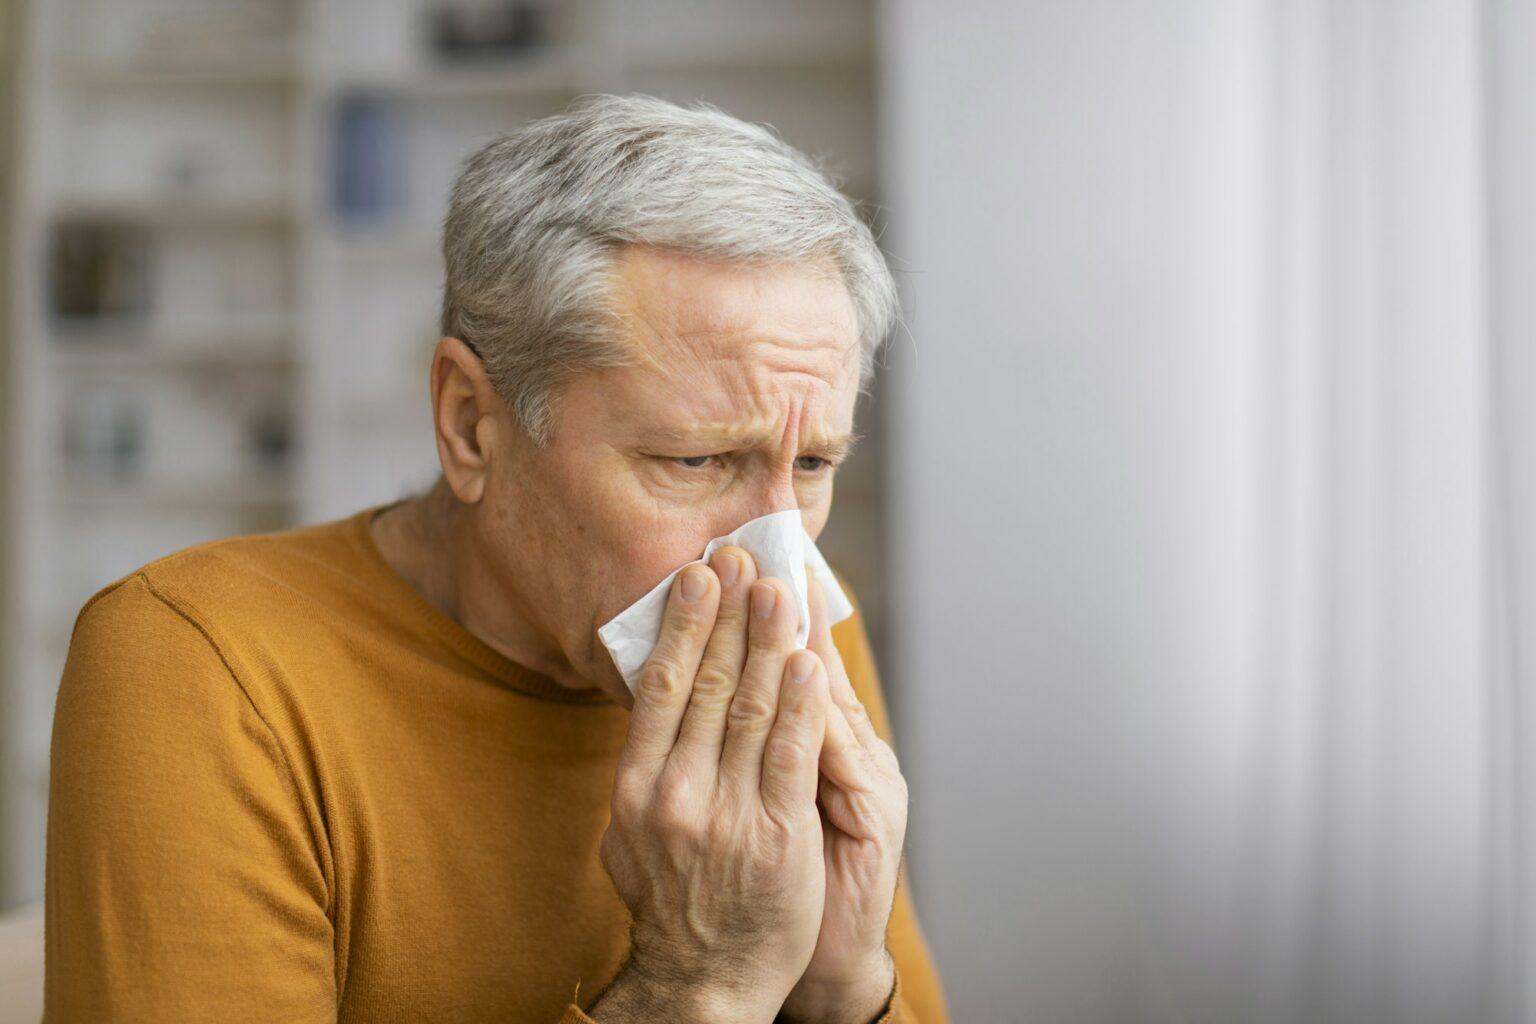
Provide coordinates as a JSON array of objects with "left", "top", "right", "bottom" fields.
[{"left": 588, "top": 546, "right": 833, "bottom": 1024}]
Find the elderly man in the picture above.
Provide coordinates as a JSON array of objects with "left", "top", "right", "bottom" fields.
[{"left": 44, "top": 95, "right": 948, "bottom": 1023}]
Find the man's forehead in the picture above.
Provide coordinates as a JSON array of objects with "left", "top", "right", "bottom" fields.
[
  {"left": 611, "top": 246, "right": 860, "bottom": 360},
  {"left": 646, "top": 415, "right": 780, "bottom": 439},
  {"left": 645, "top": 416, "right": 850, "bottom": 441},
  {"left": 614, "top": 304, "right": 863, "bottom": 418},
  {"left": 642, "top": 417, "right": 863, "bottom": 457}
]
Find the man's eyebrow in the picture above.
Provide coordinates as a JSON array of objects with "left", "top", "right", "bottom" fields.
[
  {"left": 646, "top": 425, "right": 864, "bottom": 460},
  {"left": 820, "top": 432, "right": 864, "bottom": 460}
]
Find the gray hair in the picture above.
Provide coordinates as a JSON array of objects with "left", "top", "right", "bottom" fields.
[{"left": 439, "top": 93, "right": 898, "bottom": 445}]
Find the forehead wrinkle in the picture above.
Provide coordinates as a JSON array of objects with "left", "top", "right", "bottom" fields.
[
  {"left": 610, "top": 244, "right": 859, "bottom": 371},
  {"left": 616, "top": 301, "right": 716, "bottom": 379},
  {"left": 624, "top": 334, "right": 856, "bottom": 421},
  {"left": 650, "top": 417, "right": 776, "bottom": 445},
  {"left": 655, "top": 258, "right": 851, "bottom": 337},
  {"left": 614, "top": 276, "right": 859, "bottom": 389},
  {"left": 649, "top": 415, "right": 859, "bottom": 456}
]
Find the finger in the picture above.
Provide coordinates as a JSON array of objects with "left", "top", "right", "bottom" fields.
[
  {"left": 818, "top": 692, "right": 874, "bottom": 790},
  {"left": 817, "top": 772, "right": 887, "bottom": 842},
  {"left": 616, "top": 563, "right": 719, "bottom": 788},
  {"left": 759, "top": 649, "right": 830, "bottom": 823},
  {"left": 805, "top": 569, "right": 880, "bottom": 751},
  {"left": 718, "top": 576, "right": 799, "bottom": 798},
  {"left": 672, "top": 546, "right": 759, "bottom": 772},
  {"left": 804, "top": 567, "right": 848, "bottom": 689}
]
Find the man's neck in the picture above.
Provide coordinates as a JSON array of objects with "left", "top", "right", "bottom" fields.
[{"left": 368, "top": 478, "right": 593, "bottom": 692}]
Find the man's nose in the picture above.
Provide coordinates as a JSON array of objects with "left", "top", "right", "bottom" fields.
[{"left": 713, "top": 470, "right": 799, "bottom": 535}]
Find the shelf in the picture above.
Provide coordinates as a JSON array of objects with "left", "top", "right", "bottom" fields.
[
  {"left": 50, "top": 342, "right": 297, "bottom": 374},
  {"left": 49, "top": 319, "right": 299, "bottom": 371},
  {"left": 53, "top": 474, "right": 301, "bottom": 510},
  {"left": 625, "top": 41, "right": 874, "bottom": 76},
  {"left": 55, "top": 53, "right": 305, "bottom": 90},
  {"left": 51, "top": 194, "right": 298, "bottom": 228},
  {"left": 341, "top": 50, "right": 581, "bottom": 100}
]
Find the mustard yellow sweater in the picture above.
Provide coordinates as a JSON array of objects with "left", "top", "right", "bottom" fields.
[{"left": 44, "top": 500, "right": 949, "bottom": 1022}]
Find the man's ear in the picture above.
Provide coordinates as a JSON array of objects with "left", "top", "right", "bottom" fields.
[{"left": 430, "top": 335, "right": 505, "bottom": 504}]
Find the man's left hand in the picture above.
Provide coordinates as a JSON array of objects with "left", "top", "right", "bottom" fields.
[{"left": 778, "top": 572, "right": 909, "bottom": 1024}]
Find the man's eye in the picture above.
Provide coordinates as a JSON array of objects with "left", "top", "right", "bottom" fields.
[
  {"left": 796, "top": 455, "right": 832, "bottom": 472},
  {"left": 673, "top": 455, "right": 716, "bottom": 469}
]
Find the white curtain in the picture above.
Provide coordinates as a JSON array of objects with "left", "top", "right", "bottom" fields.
[
  {"left": 1146, "top": 1, "right": 1536, "bottom": 1020},
  {"left": 884, "top": 1, "right": 1534, "bottom": 1020}
]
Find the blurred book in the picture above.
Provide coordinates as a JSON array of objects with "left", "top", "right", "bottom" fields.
[
  {"left": 426, "top": 1, "right": 549, "bottom": 62},
  {"left": 48, "top": 222, "right": 154, "bottom": 324},
  {"left": 332, "top": 93, "right": 405, "bottom": 225},
  {"left": 62, "top": 385, "right": 145, "bottom": 483}
]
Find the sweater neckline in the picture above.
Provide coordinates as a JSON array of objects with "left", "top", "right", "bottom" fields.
[{"left": 345, "top": 498, "right": 617, "bottom": 707}]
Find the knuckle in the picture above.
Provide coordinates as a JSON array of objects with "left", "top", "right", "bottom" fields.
[
  {"left": 764, "top": 735, "right": 806, "bottom": 773},
  {"left": 748, "top": 625, "right": 782, "bottom": 653},
  {"left": 689, "top": 665, "right": 737, "bottom": 703},
  {"left": 610, "top": 784, "right": 645, "bottom": 827},
  {"left": 636, "top": 662, "right": 686, "bottom": 703},
  {"left": 762, "top": 795, "right": 811, "bottom": 835},
  {"left": 704, "top": 809, "right": 737, "bottom": 847},
  {"left": 726, "top": 691, "right": 778, "bottom": 731},
  {"left": 652, "top": 774, "right": 700, "bottom": 833}
]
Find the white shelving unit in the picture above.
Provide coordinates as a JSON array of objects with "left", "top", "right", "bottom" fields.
[{"left": 2, "top": 0, "right": 885, "bottom": 908}]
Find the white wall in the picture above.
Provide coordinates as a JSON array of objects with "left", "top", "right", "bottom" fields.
[{"left": 880, "top": 3, "right": 1267, "bottom": 1019}]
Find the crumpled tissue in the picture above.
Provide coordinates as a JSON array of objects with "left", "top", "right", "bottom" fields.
[{"left": 598, "top": 509, "right": 855, "bottom": 694}]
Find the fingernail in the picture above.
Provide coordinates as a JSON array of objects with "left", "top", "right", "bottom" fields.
[
  {"left": 714, "top": 551, "right": 740, "bottom": 588},
  {"left": 790, "top": 650, "right": 817, "bottom": 683},
  {"left": 752, "top": 582, "right": 777, "bottom": 619},
  {"left": 681, "top": 566, "right": 709, "bottom": 602}
]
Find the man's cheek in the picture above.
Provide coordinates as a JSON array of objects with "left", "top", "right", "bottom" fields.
[{"left": 598, "top": 527, "right": 710, "bottom": 616}]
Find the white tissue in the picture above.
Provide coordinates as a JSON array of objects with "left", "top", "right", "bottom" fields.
[{"left": 599, "top": 509, "right": 855, "bottom": 694}]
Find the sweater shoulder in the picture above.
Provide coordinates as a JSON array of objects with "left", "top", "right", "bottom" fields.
[{"left": 71, "top": 510, "right": 373, "bottom": 647}]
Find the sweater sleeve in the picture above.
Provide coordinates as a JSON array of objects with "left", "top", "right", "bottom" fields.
[{"left": 44, "top": 572, "right": 337, "bottom": 1022}]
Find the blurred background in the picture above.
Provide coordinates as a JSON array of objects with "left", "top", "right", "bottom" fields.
[{"left": 2, "top": 1, "right": 1534, "bottom": 1022}]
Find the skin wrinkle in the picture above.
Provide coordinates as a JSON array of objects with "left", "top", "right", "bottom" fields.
[
  {"left": 375, "top": 245, "right": 863, "bottom": 707},
  {"left": 596, "top": 256, "right": 857, "bottom": 537},
  {"left": 637, "top": 422, "right": 863, "bottom": 465},
  {"left": 439, "top": 97, "right": 899, "bottom": 447}
]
